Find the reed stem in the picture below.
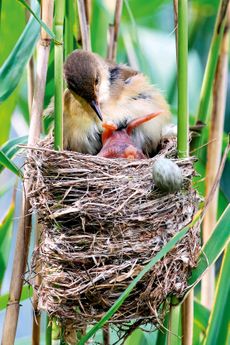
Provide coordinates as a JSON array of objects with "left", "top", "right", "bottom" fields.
[
  {"left": 1, "top": 2, "right": 54, "bottom": 344},
  {"left": 177, "top": 0, "right": 188, "bottom": 158},
  {"left": 65, "top": 0, "right": 74, "bottom": 58},
  {"left": 54, "top": 0, "right": 65, "bottom": 150},
  {"left": 173, "top": 0, "right": 178, "bottom": 56},
  {"left": 107, "top": 0, "right": 123, "bottom": 61},
  {"left": 182, "top": 290, "right": 194, "bottom": 345},
  {"left": 167, "top": 304, "right": 181, "bottom": 345},
  {"left": 46, "top": 315, "right": 52, "bottom": 345},
  {"left": 27, "top": 58, "right": 35, "bottom": 113},
  {"left": 32, "top": 0, "right": 54, "bottom": 329},
  {"left": 191, "top": 0, "right": 229, "bottom": 151},
  {"left": 32, "top": 222, "right": 42, "bottom": 345},
  {"left": 201, "top": 7, "right": 229, "bottom": 310},
  {"left": 77, "top": 0, "right": 91, "bottom": 51},
  {"left": 26, "top": 6, "right": 39, "bottom": 343},
  {"left": 1, "top": 201, "right": 32, "bottom": 345},
  {"left": 32, "top": 299, "right": 41, "bottom": 345},
  {"left": 177, "top": 2, "right": 194, "bottom": 344},
  {"left": 84, "top": 0, "right": 91, "bottom": 24}
]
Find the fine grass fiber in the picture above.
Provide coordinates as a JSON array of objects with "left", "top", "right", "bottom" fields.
[{"left": 26, "top": 135, "right": 200, "bottom": 340}]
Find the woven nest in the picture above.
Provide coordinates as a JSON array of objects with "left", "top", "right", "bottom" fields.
[{"left": 26, "top": 136, "right": 200, "bottom": 335}]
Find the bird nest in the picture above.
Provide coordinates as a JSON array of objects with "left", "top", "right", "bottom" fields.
[{"left": 26, "top": 135, "right": 201, "bottom": 335}]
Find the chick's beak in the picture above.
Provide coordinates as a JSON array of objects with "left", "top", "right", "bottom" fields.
[{"left": 90, "top": 100, "right": 103, "bottom": 121}]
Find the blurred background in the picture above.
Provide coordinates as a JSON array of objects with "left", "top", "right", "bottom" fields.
[{"left": 0, "top": 0, "right": 229, "bottom": 343}]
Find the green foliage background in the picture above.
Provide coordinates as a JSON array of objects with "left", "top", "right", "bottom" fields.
[{"left": 0, "top": 0, "right": 229, "bottom": 344}]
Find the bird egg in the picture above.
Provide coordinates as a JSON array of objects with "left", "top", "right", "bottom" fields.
[{"left": 152, "top": 157, "right": 183, "bottom": 192}]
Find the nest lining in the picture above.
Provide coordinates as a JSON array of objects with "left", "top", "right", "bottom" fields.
[{"left": 26, "top": 136, "right": 201, "bottom": 332}]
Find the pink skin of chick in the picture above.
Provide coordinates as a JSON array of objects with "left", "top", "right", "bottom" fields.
[{"left": 97, "top": 111, "right": 162, "bottom": 159}]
